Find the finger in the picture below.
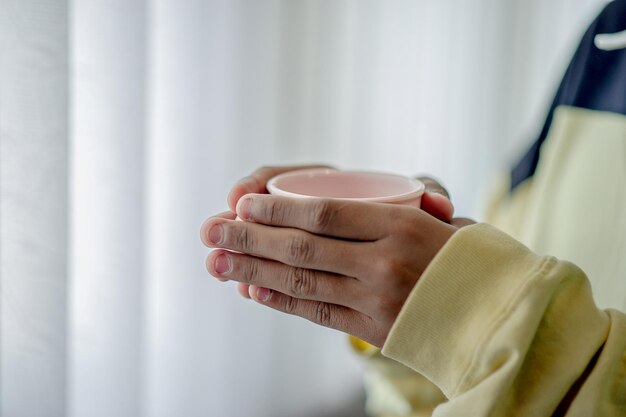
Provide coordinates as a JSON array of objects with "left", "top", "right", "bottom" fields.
[
  {"left": 200, "top": 211, "right": 236, "bottom": 243},
  {"left": 416, "top": 176, "right": 454, "bottom": 223},
  {"left": 235, "top": 194, "right": 409, "bottom": 241},
  {"left": 207, "top": 250, "right": 363, "bottom": 309},
  {"left": 417, "top": 176, "right": 450, "bottom": 199},
  {"left": 248, "top": 285, "right": 376, "bottom": 343},
  {"left": 207, "top": 211, "right": 237, "bottom": 220},
  {"left": 201, "top": 218, "right": 372, "bottom": 277},
  {"left": 420, "top": 192, "right": 454, "bottom": 223},
  {"left": 237, "top": 283, "right": 251, "bottom": 299},
  {"left": 227, "top": 165, "right": 333, "bottom": 212}
]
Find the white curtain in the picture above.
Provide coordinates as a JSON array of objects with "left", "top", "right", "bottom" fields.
[{"left": 0, "top": 1, "right": 609, "bottom": 416}]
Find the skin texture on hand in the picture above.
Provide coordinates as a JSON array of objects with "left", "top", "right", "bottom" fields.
[{"left": 202, "top": 166, "right": 473, "bottom": 347}]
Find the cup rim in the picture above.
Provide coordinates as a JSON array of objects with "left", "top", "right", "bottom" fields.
[{"left": 266, "top": 168, "right": 425, "bottom": 203}]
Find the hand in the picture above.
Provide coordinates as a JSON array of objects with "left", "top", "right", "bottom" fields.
[
  {"left": 201, "top": 195, "right": 463, "bottom": 347},
  {"left": 225, "top": 166, "right": 461, "bottom": 299}
]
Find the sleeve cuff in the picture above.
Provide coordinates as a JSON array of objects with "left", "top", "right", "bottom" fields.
[{"left": 380, "top": 223, "right": 552, "bottom": 398}]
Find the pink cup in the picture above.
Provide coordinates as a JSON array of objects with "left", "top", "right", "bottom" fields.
[{"left": 266, "top": 168, "right": 425, "bottom": 208}]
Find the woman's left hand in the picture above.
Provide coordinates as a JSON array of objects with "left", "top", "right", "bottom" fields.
[{"left": 201, "top": 195, "right": 460, "bottom": 347}]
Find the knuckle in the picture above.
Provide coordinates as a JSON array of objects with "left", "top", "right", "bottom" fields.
[
  {"left": 310, "top": 199, "right": 334, "bottom": 232},
  {"left": 378, "top": 256, "right": 407, "bottom": 279},
  {"left": 242, "top": 258, "right": 261, "bottom": 284},
  {"left": 238, "top": 175, "right": 261, "bottom": 195},
  {"left": 255, "top": 166, "right": 275, "bottom": 181},
  {"left": 255, "top": 166, "right": 271, "bottom": 175},
  {"left": 287, "top": 267, "right": 316, "bottom": 298},
  {"left": 283, "top": 296, "right": 298, "bottom": 315},
  {"left": 314, "top": 303, "right": 335, "bottom": 328},
  {"left": 231, "top": 225, "right": 255, "bottom": 252},
  {"left": 285, "top": 234, "right": 315, "bottom": 265},
  {"left": 263, "top": 199, "right": 283, "bottom": 224}
]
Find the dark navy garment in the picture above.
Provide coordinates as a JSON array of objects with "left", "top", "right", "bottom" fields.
[{"left": 511, "top": 0, "right": 626, "bottom": 191}]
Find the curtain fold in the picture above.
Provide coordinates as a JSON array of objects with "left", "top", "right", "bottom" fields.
[
  {"left": 0, "top": 1, "right": 68, "bottom": 416},
  {"left": 145, "top": 1, "right": 226, "bottom": 415},
  {"left": 69, "top": 1, "right": 147, "bottom": 416}
]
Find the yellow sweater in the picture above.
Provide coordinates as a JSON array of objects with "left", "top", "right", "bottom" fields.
[{"left": 359, "top": 107, "right": 626, "bottom": 416}]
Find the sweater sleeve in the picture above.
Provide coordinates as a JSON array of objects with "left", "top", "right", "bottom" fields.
[{"left": 382, "top": 223, "right": 626, "bottom": 416}]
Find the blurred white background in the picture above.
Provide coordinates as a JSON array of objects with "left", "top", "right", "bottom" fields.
[{"left": 0, "top": 0, "right": 610, "bottom": 416}]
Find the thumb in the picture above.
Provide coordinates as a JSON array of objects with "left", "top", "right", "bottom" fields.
[
  {"left": 421, "top": 192, "right": 454, "bottom": 223},
  {"left": 417, "top": 176, "right": 454, "bottom": 223}
]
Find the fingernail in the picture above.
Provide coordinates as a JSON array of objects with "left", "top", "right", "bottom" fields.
[
  {"left": 428, "top": 189, "right": 450, "bottom": 199},
  {"left": 214, "top": 253, "right": 231, "bottom": 274},
  {"left": 208, "top": 224, "right": 223, "bottom": 244},
  {"left": 238, "top": 198, "right": 253, "bottom": 220},
  {"left": 255, "top": 287, "right": 271, "bottom": 302}
]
